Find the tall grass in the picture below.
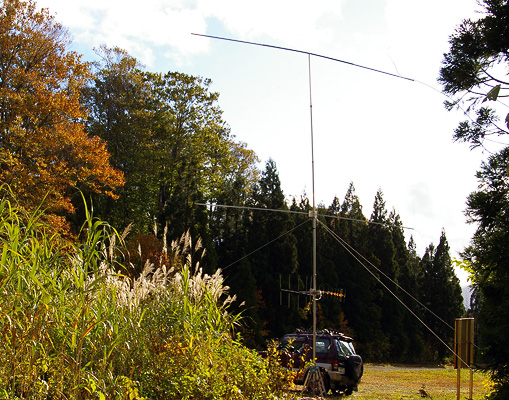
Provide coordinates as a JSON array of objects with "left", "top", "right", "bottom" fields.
[{"left": 0, "top": 192, "right": 293, "bottom": 399}]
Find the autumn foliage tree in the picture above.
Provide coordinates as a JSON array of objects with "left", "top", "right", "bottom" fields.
[{"left": 0, "top": 0, "right": 123, "bottom": 231}]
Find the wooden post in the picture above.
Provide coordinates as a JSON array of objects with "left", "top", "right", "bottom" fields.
[
  {"left": 456, "top": 361, "right": 461, "bottom": 400},
  {"left": 455, "top": 318, "right": 474, "bottom": 400}
]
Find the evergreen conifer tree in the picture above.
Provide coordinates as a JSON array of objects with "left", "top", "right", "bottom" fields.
[
  {"left": 389, "top": 210, "right": 423, "bottom": 361},
  {"left": 419, "top": 231, "right": 464, "bottom": 360},
  {"left": 330, "top": 184, "right": 383, "bottom": 360},
  {"left": 367, "top": 189, "right": 403, "bottom": 361},
  {"left": 247, "top": 160, "right": 299, "bottom": 338}
]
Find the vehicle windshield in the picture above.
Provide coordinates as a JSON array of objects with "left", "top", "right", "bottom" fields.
[{"left": 336, "top": 340, "right": 355, "bottom": 357}]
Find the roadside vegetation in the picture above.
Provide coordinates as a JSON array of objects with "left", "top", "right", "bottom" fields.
[{"left": 0, "top": 191, "right": 295, "bottom": 399}]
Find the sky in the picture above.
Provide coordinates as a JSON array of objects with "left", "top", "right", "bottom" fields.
[{"left": 36, "top": 0, "right": 504, "bottom": 285}]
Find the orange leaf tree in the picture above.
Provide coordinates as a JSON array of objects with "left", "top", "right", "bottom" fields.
[{"left": 0, "top": 0, "right": 124, "bottom": 231}]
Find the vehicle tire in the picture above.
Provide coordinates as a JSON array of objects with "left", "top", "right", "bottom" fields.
[
  {"left": 345, "top": 386, "right": 353, "bottom": 396},
  {"left": 337, "top": 385, "right": 347, "bottom": 394},
  {"left": 345, "top": 355, "right": 363, "bottom": 381}
]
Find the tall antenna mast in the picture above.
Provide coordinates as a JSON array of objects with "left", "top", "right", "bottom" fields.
[
  {"left": 192, "top": 32, "right": 414, "bottom": 364},
  {"left": 308, "top": 53, "right": 318, "bottom": 361}
]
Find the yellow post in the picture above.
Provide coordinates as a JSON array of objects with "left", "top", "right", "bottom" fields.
[
  {"left": 455, "top": 318, "right": 475, "bottom": 400},
  {"left": 456, "top": 361, "right": 461, "bottom": 400},
  {"left": 469, "top": 368, "right": 474, "bottom": 400}
]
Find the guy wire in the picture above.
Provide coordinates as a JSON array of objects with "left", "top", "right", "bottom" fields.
[
  {"left": 318, "top": 219, "right": 454, "bottom": 331},
  {"left": 318, "top": 219, "right": 471, "bottom": 369},
  {"left": 221, "top": 219, "right": 310, "bottom": 271}
]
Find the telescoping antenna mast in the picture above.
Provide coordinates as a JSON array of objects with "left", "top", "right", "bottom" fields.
[
  {"left": 191, "top": 32, "right": 414, "bottom": 362},
  {"left": 307, "top": 53, "right": 319, "bottom": 361}
]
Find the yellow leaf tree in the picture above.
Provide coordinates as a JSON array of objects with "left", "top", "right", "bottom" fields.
[{"left": 0, "top": 0, "right": 124, "bottom": 231}]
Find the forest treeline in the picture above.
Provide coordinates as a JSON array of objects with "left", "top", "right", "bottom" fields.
[{"left": 1, "top": 0, "right": 465, "bottom": 365}]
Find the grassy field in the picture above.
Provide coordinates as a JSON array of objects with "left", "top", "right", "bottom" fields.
[{"left": 289, "top": 365, "right": 491, "bottom": 400}]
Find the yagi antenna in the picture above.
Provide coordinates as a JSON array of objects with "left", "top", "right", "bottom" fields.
[
  {"left": 193, "top": 32, "right": 416, "bottom": 363},
  {"left": 279, "top": 274, "right": 345, "bottom": 310}
]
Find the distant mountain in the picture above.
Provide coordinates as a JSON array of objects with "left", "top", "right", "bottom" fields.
[{"left": 462, "top": 285, "right": 472, "bottom": 310}]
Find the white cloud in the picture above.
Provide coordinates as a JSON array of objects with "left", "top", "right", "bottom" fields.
[
  {"left": 407, "top": 182, "right": 434, "bottom": 217},
  {"left": 385, "top": 0, "right": 480, "bottom": 79},
  {"left": 38, "top": 0, "right": 210, "bottom": 66},
  {"left": 37, "top": 0, "right": 483, "bottom": 73},
  {"left": 37, "top": 0, "right": 348, "bottom": 66},
  {"left": 198, "top": 0, "right": 344, "bottom": 46}
]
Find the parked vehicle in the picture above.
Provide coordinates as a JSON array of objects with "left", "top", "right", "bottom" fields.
[{"left": 278, "top": 329, "right": 363, "bottom": 395}]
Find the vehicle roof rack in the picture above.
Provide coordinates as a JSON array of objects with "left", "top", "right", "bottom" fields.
[{"left": 293, "top": 328, "right": 354, "bottom": 342}]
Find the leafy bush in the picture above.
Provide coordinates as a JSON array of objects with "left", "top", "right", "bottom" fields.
[{"left": 0, "top": 191, "right": 293, "bottom": 399}]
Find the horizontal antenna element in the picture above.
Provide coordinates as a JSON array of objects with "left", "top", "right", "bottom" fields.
[{"left": 192, "top": 33, "right": 415, "bottom": 82}]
